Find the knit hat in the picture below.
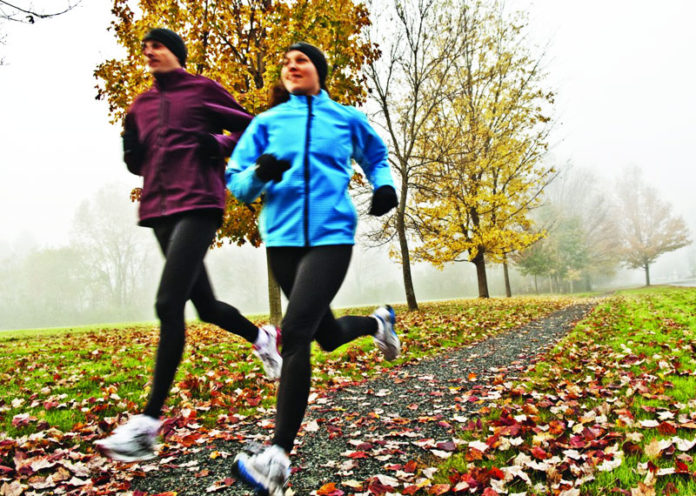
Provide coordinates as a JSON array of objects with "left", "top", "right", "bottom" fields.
[
  {"left": 143, "top": 28, "right": 187, "bottom": 67},
  {"left": 287, "top": 42, "right": 328, "bottom": 89}
]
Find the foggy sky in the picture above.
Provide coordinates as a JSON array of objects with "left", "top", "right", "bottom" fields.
[{"left": 1, "top": 0, "right": 694, "bottom": 286}]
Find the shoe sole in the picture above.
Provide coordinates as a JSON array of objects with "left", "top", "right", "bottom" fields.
[
  {"left": 380, "top": 335, "right": 400, "bottom": 361},
  {"left": 233, "top": 453, "right": 286, "bottom": 496},
  {"left": 255, "top": 350, "right": 282, "bottom": 381},
  {"left": 256, "top": 327, "right": 283, "bottom": 381},
  {"left": 95, "top": 441, "right": 157, "bottom": 462}
]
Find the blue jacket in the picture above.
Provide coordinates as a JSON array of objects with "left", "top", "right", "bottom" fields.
[{"left": 226, "top": 90, "right": 394, "bottom": 247}]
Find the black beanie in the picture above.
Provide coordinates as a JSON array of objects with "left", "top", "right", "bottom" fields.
[
  {"left": 287, "top": 42, "right": 328, "bottom": 89},
  {"left": 143, "top": 28, "right": 187, "bottom": 67}
]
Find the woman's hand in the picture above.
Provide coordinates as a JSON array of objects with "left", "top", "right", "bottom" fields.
[
  {"left": 369, "top": 185, "right": 398, "bottom": 216},
  {"left": 255, "top": 154, "right": 292, "bottom": 182}
]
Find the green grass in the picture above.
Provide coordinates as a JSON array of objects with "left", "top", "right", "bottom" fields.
[
  {"left": 432, "top": 287, "right": 696, "bottom": 495},
  {"left": 0, "top": 321, "right": 157, "bottom": 341},
  {"left": 0, "top": 296, "right": 580, "bottom": 443},
  {"left": 5, "top": 287, "right": 694, "bottom": 494},
  {"left": 0, "top": 312, "right": 271, "bottom": 341}
]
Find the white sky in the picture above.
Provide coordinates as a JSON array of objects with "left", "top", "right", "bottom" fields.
[{"left": 1, "top": 0, "right": 695, "bottom": 252}]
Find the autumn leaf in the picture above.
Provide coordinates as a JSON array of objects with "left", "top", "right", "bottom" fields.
[
  {"left": 316, "top": 482, "right": 345, "bottom": 496},
  {"left": 656, "top": 421, "right": 677, "bottom": 435},
  {"left": 644, "top": 438, "right": 672, "bottom": 459},
  {"left": 530, "top": 446, "right": 550, "bottom": 460},
  {"left": 428, "top": 484, "right": 451, "bottom": 495},
  {"left": 0, "top": 481, "right": 25, "bottom": 496},
  {"left": 630, "top": 482, "right": 656, "bottom": 496}
]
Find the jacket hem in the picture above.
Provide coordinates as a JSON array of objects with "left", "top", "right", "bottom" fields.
[{"left": 139, "top": 205, "right": 224, "bottom": 228}]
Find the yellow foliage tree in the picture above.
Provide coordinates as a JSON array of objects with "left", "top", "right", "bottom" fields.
[
  {"left": 411, "top": 1, "right": 554, "bottom": 298},
  {"left": 94, "top": 0, "right": 378, "bottom": 321}
]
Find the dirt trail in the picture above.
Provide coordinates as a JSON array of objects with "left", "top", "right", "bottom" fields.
[{"left": 131, "top": 303, "right": 594, "bottom": 495}]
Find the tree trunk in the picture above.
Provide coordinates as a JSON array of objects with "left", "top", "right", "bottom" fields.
[
  {"left": 584, "top": 274, "right": 592, "bottom": 292},
  {"left": 503, "top": 256, "right": 512, "bottom": 297},
  {"left": 534, "top": 274, "right": 538, "bottom": 294},
  {"left": 396, "top": 197, "right": 418, "bottom": 310},
  {"left": 267, "top": 253, "right": 282, "bottom": 326},
  {"left": 472, "top": 250, "right": 489, "bottom": 298},
  {"left": 644, "top": 263, "right": 651, "bottom": 286}
]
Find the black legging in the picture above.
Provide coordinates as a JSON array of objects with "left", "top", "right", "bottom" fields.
[
  {"left": 143, "top": 210, "right": 258, "bottom": 419},
  {"left": 267, "top": 245, "right": 378, "bottom": 452}
]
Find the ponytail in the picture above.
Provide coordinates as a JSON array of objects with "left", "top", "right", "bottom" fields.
[{"left": 268, "top": 82, "right": 290, "bottom": 108}]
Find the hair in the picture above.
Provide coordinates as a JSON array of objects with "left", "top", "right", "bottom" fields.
[{"left": 268, "top": 81, "right": 290, "bottom": 109}]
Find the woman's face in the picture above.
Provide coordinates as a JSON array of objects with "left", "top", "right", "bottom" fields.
[{"left": 281, "top": 50, "right": 321, "bottom": 96}]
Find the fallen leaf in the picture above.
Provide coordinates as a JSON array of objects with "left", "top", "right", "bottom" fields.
[
  {"left": 428, "top": 484, "right": 451, "bottom": 495},
  {"left": 316, "top": 482, "right": 345, "bottom": 496},
  {"left": 630, "top": 482, "right": 655, "bottom": 496}
]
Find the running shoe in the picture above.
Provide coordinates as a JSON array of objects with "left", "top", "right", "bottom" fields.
[
  {"left": 233, "top": 444, "right": 290, "bottom": 496},
  {"left": 372, "top": 305, "right": 400, "bottom": 361},
  {"left": 255, "top": 325, "right": 283, "bottom": 380},
  {"left": 95, "top": 414, "right": 161, "bottom": 462}
]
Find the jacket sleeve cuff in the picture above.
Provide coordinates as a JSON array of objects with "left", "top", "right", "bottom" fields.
[
  {"left": 226, "top": 159, "right": 266, "bottom": 203},
  {"left": 215, "top": 133, "right": 241, "bottom": 158}
]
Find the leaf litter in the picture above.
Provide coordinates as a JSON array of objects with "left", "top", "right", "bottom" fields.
[{"left": 12, "top": 295, "right": 680, "bottom": 495}]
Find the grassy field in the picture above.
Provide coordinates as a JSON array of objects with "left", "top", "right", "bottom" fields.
[
  {"left": 0, "top": 322, "right": 157, "bottom": 341},
  {"left": 0, "top": 295, "right": 577, "bottom": 441},
  {"left": 3, "top": 288, "right": 694, "bottom": 495},
  {"left": 429, "top": 286, "right": 696, "bottom": 495}
]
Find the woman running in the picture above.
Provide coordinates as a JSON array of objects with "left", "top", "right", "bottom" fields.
[{"left": 225, "top": 42, "right": 400, "bottom": 495}]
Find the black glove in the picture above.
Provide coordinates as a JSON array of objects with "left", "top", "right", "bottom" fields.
[
  {"left": 255, "top": 154, "right": 291, "bottom": 182},
  {"left": 122, "top": 129, "right": 141, "bottom": 156},
  {"left": 197, "top": 132, "right": 220, "bottom": 159},
  {"left": 369, "top": 185, "right": 398, "bottom": 216},
  {"left": 122, "top": 116, "right": 144, "bottom": 174}
]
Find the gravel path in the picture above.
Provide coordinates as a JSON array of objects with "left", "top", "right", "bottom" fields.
[{"left": 130, "top": 303, "right": 594, "bottom": 495}]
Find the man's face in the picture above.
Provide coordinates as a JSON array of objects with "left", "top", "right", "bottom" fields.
[{"left": 142, "top": 40, "right": 181, "bottom": 73}]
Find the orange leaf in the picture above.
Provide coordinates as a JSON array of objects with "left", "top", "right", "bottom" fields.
[
  {"left": 429, "top": 484, "right": 451, "bottom": 495},
  {"left": 316, "top": 482, "right": 345, "bottom": 496}
]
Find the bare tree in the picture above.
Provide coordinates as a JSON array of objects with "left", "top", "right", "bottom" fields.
[
  {"left": 616, "top": 167, "right": 692, "bottom": 286},
  {"left": 1, "top": 0, "right": 81, "bottom": 65},
  {"left": 0, "top": 0, "right": 80, "bottom": 23},
  {"left": 553, "top": 166, "right": 621, "bottom": 288},
  {"left": 70, "top": 186, "right": 155, "bottom": 309},
  {"left": 512, "top": 165, "right": 624, "bottom": 294},
  {"left": 362, "top": 0, "right": 464, "bottom": 310}
]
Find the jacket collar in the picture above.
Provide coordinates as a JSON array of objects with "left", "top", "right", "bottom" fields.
[
  {"left": 153, "top": 68, "right": 189, "bottom": 90},
  {"left": 287, "top": 89, "right": 329, "bottom": 107}
]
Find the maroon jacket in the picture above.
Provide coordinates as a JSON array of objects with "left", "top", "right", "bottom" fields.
[{"left": 125, "top": 68, "right": 252, "bottom": 225}]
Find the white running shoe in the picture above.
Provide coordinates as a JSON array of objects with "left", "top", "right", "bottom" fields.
[
  {"left": 372, "top": 305, "right": 400, "bottom": 361},
  {"left": 95, "top": 414, "right": 161, "bottom": 462},
  {"left": 255, "top": 325, "right": 283, "bottom": 380},
  {"left": 233, "top": 444, "right": 290, "bottom": 496}
]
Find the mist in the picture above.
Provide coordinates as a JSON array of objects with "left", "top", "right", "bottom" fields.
[{"left": 1, "top": 166, "right": 693, "bottom": 331}]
